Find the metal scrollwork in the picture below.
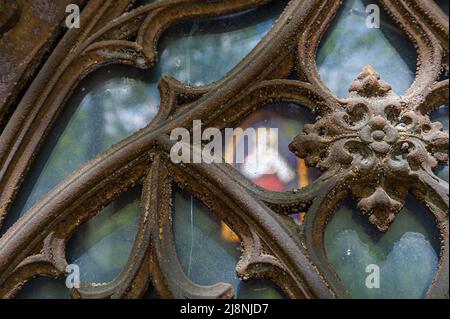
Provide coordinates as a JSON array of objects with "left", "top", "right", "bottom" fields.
[
  {"left": 0, "top": 0, "right": 448, "bottom": 299},
  {"left": 290, "top": 65, "right": 449, "bottom": 232}
]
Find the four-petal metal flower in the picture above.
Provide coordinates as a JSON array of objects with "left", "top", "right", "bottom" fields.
[{"left": 290, "top": 65, "right": 449, "bottom": 232}]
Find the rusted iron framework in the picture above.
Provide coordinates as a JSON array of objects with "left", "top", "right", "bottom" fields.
[{"left": 0, "top": 0, "right": 448, "bottom": 299}]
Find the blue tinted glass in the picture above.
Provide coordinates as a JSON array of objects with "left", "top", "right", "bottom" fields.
[
  {"left": 325, "top": 196, "right": 440, "bottom": 299},
  {"left": 157, "top": 0, "right": 288, "bottom": 85},
  {"left": 317, "top": 0, "right": 416, "bottom": 97},
  {"left": 1, "top": 66, "right": 159, "bottom": 234},
  {"left": 66, "top": 186, "right": 141, "bottom": 283},
  {"left": 319, "top": 0, "right": 442, "bottom": 299}
]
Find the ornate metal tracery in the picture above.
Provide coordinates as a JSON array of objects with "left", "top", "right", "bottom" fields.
[{"left": 0, "top": 0, "right": 448, "bottom": 299}]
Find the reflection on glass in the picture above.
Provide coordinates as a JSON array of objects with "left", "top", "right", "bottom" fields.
[
  {"left": 158, "top": 0, "right": 288, "bottom": 85},
  {"left": 1, "top": 66, "right": 159, "bottom": 234},
  {"left": 66, "top": 186, "right": 141, "bottom": 283},
  {"left": 229, "top": 103, "right": 319, "bottom": 194},
  {"left": 325, "top": 196, "right": 440, "bottom": 299},
  {"left": 16, "top": 277, "right": 70, "bottom": 299},
  {"left": 430, "top": 104, "right": 449, "bottom": 181},
  {"left": 317, "top": 0, "right": 416, "bottom": 97},
  {"left": 173, "top": 186, "right": 285, "bottom": 299}
]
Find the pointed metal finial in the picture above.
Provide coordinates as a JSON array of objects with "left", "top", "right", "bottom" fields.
[{"left": 348, "top": 65, "right": 393, "bottom": 97}]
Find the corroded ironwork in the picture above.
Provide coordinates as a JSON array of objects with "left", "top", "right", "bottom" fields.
[
  {"left": 0, "top": 0, "right": 88, "bottom": 131},
  {"left": 290, "top": 65, "right": 449, "bottom": 232},
  {"left": 0, "top": 0, "right": 448, "bottom": 299}
]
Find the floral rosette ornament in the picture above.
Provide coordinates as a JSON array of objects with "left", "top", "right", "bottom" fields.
[{"left": 290, "top": 65, "right": 449, "bottom": 232}]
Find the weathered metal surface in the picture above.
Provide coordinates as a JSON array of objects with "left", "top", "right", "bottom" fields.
[
  {"left": 0, "top": 0, "right": 88, "bottom": 132},
  {"left": 0, "top": 0, "right": 447, "bottom": 299},
  {"left": 290, "top": 65, "right": 448, "bottom": 232}
]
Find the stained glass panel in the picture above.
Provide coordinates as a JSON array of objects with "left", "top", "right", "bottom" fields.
[{"left": 325, "top": 196, "right": 440, "bottom": 298}]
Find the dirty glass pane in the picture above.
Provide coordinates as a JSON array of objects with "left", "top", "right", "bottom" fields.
[
  {"left": 317, "top": 0, "right": 440, "bottom": 299},
  {"left": 317, "top": 0, "right": 416, "bottom": 97},
  {"left": 66, "top": 186, "right": 141, "bottom": 283},
  {"left": 229, "top": 103, "right": 319, "bottom": 193},
  {"left": 173, "top": 186, "right": 285, "bottom": 299},
  {"left": 325, "top": 196, "right": 440, "bottom": 299},
  {"left": 1, "top": 66, "right": 159, "bottom": 234},
  {"left": 157, "top": 0, "right": 288, "bottom": 85},
  {"left": 2, "top": 0, "right": 286, "bottom": 235}
]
